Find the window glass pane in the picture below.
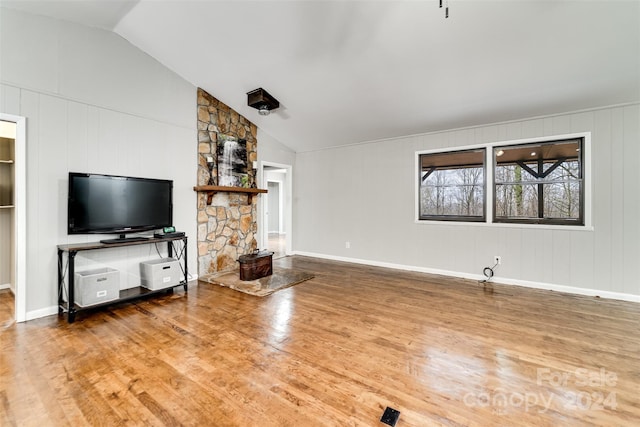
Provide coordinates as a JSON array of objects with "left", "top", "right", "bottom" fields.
[
  {"left": 495, "top": 184, "right": 538, "bottom": 218},
  {"left": 495, "top": 163, "right": 537, "bottom": 183},
  {"left": 545, "top": 159, "right": 580, "bottom": 181},
  {"left": 542, "top": 182, "right": 581, "bottom": 219},
  {"left": 419, "top": 149, "right": 485, "bottom": 220},
  {"left": 493, "top": 138, "right": 583, "bottom": 225},
  {"left": 421, "top": 172, "right": 484, "bottom": 216}
]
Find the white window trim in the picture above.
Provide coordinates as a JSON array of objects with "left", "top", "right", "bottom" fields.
[{"left": 415, "top": 132, "right": 592, "bottom": 230}]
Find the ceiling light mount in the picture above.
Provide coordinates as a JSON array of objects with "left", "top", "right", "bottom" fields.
[
  {"left": 247, "top": 88, "right": 279, "bottom": 116},
  {"left": 439, "top": 0, "right": 450, "bottom": 18},
  {"left": 258, "top": 105, "right": 270, "bottom": 116}
]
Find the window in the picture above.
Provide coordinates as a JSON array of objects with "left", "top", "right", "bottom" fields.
[
  {"left": 494, "top": 138, "right": 583, "bottom": 225},
  {"left": 419, "top": 149, "right": 485, "bottom": 221},
  {"left": 416, "top": 134, "right": 589, "bottom": 227}
]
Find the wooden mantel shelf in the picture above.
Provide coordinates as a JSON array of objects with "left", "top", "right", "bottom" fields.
[{"left": 193, "top": 185, "right": 267, "bottom": 205}]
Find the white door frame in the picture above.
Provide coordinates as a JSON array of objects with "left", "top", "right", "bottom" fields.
[
  {"left": 258, "top": 161, "right": 292, "bottom": 255},
  {"left": 1, "top": 113, "right": 26, "bottom": 322}
]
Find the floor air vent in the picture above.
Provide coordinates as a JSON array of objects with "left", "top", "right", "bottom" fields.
[{"left": 380, "top": 406, "right": 400, "bottom": 426}]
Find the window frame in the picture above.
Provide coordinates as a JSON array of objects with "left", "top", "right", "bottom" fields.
[
  {"left": 492, "top": 138, "right": 584, "bottom": 226},
  {"left": 418, "top": 148, "right": 487, "bottom": 222},
  {"left": 415, "top": 132, "right": 591, "bottom": 229}
]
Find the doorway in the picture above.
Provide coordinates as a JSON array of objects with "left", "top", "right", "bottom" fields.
[
  {"left": 259, "top": 162, "right": 292, "bottom": 259},
  {"left": 0, "top": 115, "right": 26, "bottom": 324},
  {"left": 267, "top": 181, "right": 281, "bottom": 233},
  {"left": 266, "top": 180, "right": 284, "bottom": 258}
]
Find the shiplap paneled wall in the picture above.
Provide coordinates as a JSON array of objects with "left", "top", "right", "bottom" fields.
[
  {"left": 294, "top": 105, "right": 640, "bottom": 300},
  {"left": 0, "top": 8, "right": 197, "bottom": 318}
]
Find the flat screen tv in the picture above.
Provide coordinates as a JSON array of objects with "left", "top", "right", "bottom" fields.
[{"left": 68, "top": 172, "right": 173, "bottom": 244}]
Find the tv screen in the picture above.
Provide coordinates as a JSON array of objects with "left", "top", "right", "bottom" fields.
[{"left": 68, "top": 173, "right": 173, "bottom": 238}]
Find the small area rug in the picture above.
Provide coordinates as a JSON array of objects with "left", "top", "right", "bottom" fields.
[{"left": 201, "top": 268, "right": 314, "bottom": 297}]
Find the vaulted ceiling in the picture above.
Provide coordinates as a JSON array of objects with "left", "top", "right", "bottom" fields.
[{"left": 3, "top": 1, "right": 639, "bottom": 152}]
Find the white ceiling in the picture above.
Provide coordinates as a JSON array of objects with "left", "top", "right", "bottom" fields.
[{"left": 4, "top": 0, "right": 639, "bottom": 152}]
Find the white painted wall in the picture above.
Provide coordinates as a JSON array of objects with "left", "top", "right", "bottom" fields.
[
  {"left": 256, "top": 129, "right": 295, "bottom": 251},
  {"left": 265, "top": 170, "right": 286, "bottom": 233},
  {"left": 294, "top": 105, "right": 640, "bottom": 300},
  {"left": 0, "top": 8, "right": 197, "bottom": 319},
  {"left": 257, "top": 129, "right": 296, "bottom": 167},
  {"left": 267, "top": 181, "right": 280, "bottom": 233}
]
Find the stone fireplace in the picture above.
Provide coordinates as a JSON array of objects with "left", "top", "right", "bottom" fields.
[{"left": 196, "top": 88, "right": 259, "bottom": 277}]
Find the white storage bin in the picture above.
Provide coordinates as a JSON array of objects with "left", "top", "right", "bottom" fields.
[
  {"left": 74, "top": 267, "right": 120, "bottom": 307},
  {"left": 140, "top": 258, "right": 181, "bottom": 290}
]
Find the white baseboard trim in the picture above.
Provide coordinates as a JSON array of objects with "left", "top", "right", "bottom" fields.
[
  {"left": 293, "top": 251, "right": 640, "bottom": 303},
  {"left": 495, "top": 276, "right": 640, "bottom": 302},
  {"left": 0, "top": 283, "right": 11, "bottom": 290},
  {"left": 26, "top": 305, "right": 59, "bottom": 322}
]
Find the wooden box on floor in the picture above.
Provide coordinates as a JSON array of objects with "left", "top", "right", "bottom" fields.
[{"left": 238, "top": 251, "right": 274, "bottom": 281}]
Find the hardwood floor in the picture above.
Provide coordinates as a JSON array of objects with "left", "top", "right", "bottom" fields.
[
  {"left": 1, "top": 256, "right": 638, "bottom": 426},
  {"left": 0, "top": 288, "right": 14, "bottom": 328},
  {"left": 268, "top": 232, "right": 286, "bottom": 259}
]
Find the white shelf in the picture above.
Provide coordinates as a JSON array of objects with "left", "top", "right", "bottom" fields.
[
  {"left": 0, "top": 160, "right": 14, "bottom": 164},
  {"left": 0, "top": 205, "right": 14, "bottom": 209}
]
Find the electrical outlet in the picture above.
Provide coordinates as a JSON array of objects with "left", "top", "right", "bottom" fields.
[
  {"left": 345, "top": 241, "right": 351, "bottom": 249},
  {"left": 494, "top": 255, "right": 501, "bottom": 265}
]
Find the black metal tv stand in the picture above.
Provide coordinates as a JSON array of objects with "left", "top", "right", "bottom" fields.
[{"left": 57, "top": 235, "right": 188, "bottom": 323}]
